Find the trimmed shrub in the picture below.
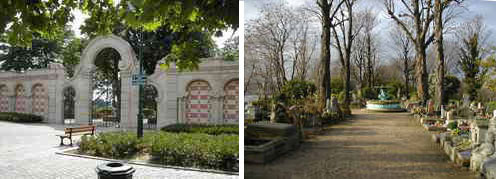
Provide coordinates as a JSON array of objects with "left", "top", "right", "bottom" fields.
[
  {"left": 0, "top": 112, "right": 43, "bottom": 123},
  {"left": 79, "top": 132, "right": 143, "bottom": 159},
  {"left": 79, "top": 131, "right": 239, "bottom": 172},
  {"left": 161, "top": 124, "right": 238, "bottom": 135},
  {"left": 150, "top": 132, "right": 238, "bottom": 171}
]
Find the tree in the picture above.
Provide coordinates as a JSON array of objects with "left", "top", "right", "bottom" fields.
[
  {"left": 457, "top": 17, "right": 489, "bottom": 101},
  {"left": 389, "top": 25, "right": 414, "bottom": 98},
  {"left": 434, "top": 0, "right": 464, "bottom": 108},
  {"left": 0, "top": 37, "right": 59, "bottom": 71},
  {"left": 332, "top": 0, "right": 359, "bottom": 112},
  {"left": 385, "top": 0, "right": 435, "bottom": 105},
  {"left": 352, "top": 9, "right": 378, "bottom": 93},
  {"left": 219, "top": 36, "right": 239, "bottom": 61},
  {"left": 289, "top": 8, "right": 317, "bottom": 81},
  {"left": 0, "top": 0, "right": 78, "bottom": 46},
  {"left": 245, "top": 2, "right": 297, "bottom": 92},
  {"left": 1, "top": 0, "right": 237, "bottom": 70},
  {"left": 316, "top": 0, "right": 345, "bottom": 111}
]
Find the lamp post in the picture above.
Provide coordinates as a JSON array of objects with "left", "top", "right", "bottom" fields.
[
  {"left": 128, "top": 2, "right": 144, "bottom": 138},
  {"left": 137, "top": 29, "right": 144, "bottom": 138}
]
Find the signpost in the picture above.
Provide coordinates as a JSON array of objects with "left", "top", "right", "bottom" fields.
[{"left": 132, "top": 74, "right": 147, "bottom": 86}]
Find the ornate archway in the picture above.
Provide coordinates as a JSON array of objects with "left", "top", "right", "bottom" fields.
[{"left": 72, "top": 35, "right": 139, "bottom": 128}]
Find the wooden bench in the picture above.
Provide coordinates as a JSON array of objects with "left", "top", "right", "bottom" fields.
[{"left": 56, "top": 125, "right": 96, "bottom": 146}]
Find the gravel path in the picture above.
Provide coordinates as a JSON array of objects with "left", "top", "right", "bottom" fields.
[{"left": 245, "top": 110, "right": 477, "bottom": 179}]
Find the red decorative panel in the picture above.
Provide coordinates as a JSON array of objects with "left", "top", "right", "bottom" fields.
[
  {"left": 223, "top": 80, "right": 238, "bottom": 122},
  {"left": 186, "top": 81, "right": 210, "bottom": 123},
  {"left": 32, "top": 84, "right": 47, "bottom": 116},
  {"left": 0, "top": 85, "right": 8, "bottom": 112},
  {"left": 15, "top": 85, "right": 25, "bottom": 113}
]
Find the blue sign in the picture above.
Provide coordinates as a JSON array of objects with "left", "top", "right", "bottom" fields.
[{"left": 132, "top": 74, "right": 147, "bottom": 86}]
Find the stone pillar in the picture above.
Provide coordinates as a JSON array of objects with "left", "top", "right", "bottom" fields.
[
  {"left": 120, "top": 70, "right": 138, "bottom": 129},
  {"left": 75, "top": 65, "right": 94, "bottom": 125}
]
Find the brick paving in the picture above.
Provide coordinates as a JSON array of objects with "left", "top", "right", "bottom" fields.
[
  {"left": 245, "top": 110, "right": 477, "bottom": 179},
  {"left": 0, "top": 121, "right": 238, "bottom": 179}
]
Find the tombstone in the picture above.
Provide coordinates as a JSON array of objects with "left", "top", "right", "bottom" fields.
[
  {"left": 427, "top": 100, "right": 435, "bottom": 115},
  {"left": 446, "top": 111, "right": 454, "bottom": 121},
  {"left": 352, "top": 93, "right": 357, "bottom": 103},
  {"left": 470, "top": 110, "right": 496, "bottom": 172},
  {"left": 330, "top": 96, "right": 339, "bottom": 112},
  {"left": 463, "top": 94, "right": 470, "bottom": 107}
]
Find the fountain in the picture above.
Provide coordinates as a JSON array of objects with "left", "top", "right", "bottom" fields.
[{"left": 366, "top": 88, "right": 405, "bottom": 112}]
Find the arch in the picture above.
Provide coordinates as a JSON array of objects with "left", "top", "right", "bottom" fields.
[
  {"left": 75, "top": 35, "right": 137, "bottom": 78},
  {"left": 185, "top": 80, "right": 211, "bottom": 123},
  {"left": 145, "top": 81, "right": 164, "bottom": 103},
  {"left": 71, "top": 34, "right": 138, "bottom": 127},
  {"left": 223, "top": 79, "right": 239, "bottom": 123},
  {"left": 0, "top": 84, "right": 8, "bottom": 112},
  {"left": 32, "top": 83, "right": 48, "bottom": 117},
  {"left": 15, "top": 84, "right": 26, "bottom": 113}
]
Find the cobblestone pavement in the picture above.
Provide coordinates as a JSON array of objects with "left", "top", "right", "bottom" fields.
[
  {"left": 0, "top": 121, "right": 238, "bottom": 179},
  {"left": 245, "top": 110, "right": 478, "bottom": 179}
]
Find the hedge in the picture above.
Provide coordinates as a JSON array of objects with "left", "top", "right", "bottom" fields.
[
  {"left": 79, "top": 132, "right": 145, "bottom": 159},
  {"left": 79, "top": 132, "right": 238, "bottom": 172},
  {"left": 161, "top": 124, "right": 238, "bottom": 135},
  {"left": 0, "top": 112, "right": 43, "bottom": 123},
  {"left": 150, "top": 132, "right": 238, "bottom": 171}
]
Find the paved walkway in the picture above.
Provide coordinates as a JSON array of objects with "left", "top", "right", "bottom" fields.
[
  {"left": 0, "top": 121, "right": 237, "bottom": 179},
  {"left": 245, "top": 110, "right": 477, "bottom": 179}
]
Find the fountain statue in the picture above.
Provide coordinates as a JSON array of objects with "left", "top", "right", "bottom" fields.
[
  {"left": 365, "top": 87, "right": 404, "bottom": 112},
  {"left": 378, "top": 89, "right": 390, "bottom": 101}
]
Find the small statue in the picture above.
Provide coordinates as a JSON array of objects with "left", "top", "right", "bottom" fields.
[{"left": 378, "top": 89, "right": 390, "bottom": 101}]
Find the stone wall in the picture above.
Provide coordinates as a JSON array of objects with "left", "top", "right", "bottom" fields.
[
  {"left": 0, "top": 35, "right": 239, "bottom": 129},
  {"left": 0, "top": 63, "right": 66, "bottom": 123},
  {"left": 148, "top": 57, "right": 239, "bottom": 127}
]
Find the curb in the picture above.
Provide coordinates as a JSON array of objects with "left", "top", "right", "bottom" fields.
[{"left": 55, "top": 148, "right": 239, "bottom": 176}]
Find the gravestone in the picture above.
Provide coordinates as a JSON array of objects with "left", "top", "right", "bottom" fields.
[
  {"left": 427, "top": 100, "right": 435, "bottom": 115},
  {"left": 463, "top": 94, "right": 470, "bottom": 107},
  {"left": 471, "top": 110, "right": 496, "bottom": 172}
]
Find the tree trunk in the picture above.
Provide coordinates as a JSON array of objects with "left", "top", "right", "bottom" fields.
[
  {"left": 319, "top": 0, "right": 331, "bottom": 111},
  {"left": 404, "top": 55, "right": 410, "bottom": 98},
  {"left": 435, "top": 0, "right": 445, "bottom": 108}
]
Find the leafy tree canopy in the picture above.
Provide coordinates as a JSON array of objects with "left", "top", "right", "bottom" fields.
[{"left": 1, "top": 0, "right": 238, "bottom": 69}]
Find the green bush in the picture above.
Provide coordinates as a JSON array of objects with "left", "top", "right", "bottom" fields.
[
  {"left": 447, "top": 121, "right": 458, "bottom": 130},
  {"left": 361, "top": 87, "right": 377, "bottom": 100},
  {"left": 487, "top": 101, "right": 496, "bottom": 114},
  {"left": 79, "top": 132, "right": 143, "bottom": 158},
  {"left": 79, "top": 132, "right": 239, "bottom": 172},
  {"left": 0, "top": 112, "right": 43, "bottom": 123},
  {"left": 330, "top": 77, "right": 344, "bottom": 94},
  {"left": 150, "top": 132, "right": 238, "bottom": 171},
  {"left": 161, "top": 124, "right": 238, "bottom": 135}
]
